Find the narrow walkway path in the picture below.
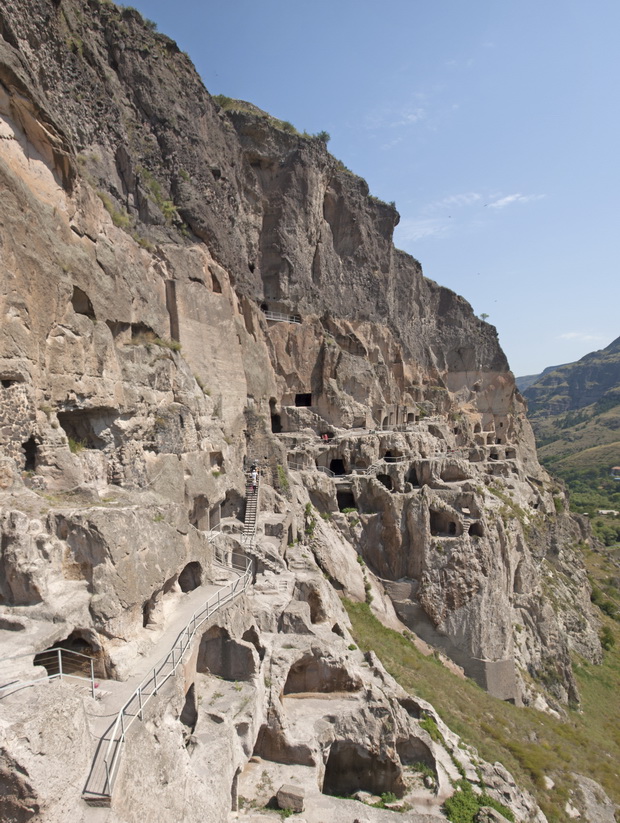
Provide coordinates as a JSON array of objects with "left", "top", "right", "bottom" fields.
[{"left": 83, "top": 560, "right": 249, "bottom": 804}]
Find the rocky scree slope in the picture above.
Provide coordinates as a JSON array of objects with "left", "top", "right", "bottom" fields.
[{"left": 0, "top": 1, "right": 609, "bottom": 821}]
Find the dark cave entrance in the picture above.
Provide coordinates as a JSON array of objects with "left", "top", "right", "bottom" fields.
[
  {"left": 377, "top": 473, "right": 393, "bottom": 491},
  {"left": 180, "top": 683, "right": 198, "bottom": 733},
  {"left": 34, "top": 630, "right": 103, "bottom": 678},
  {"left": 71, "top": 286, "right": 96, "bottom": 319},
  {"left": 178, "top": 561, "right": 202, "bottom": 593},
  {"left": 270, "top": 398, "right": 282, "bottom": 433},
  {"left": 294, "top": 393, "right": 312, "bottom": 407},
  {"left": 329, "top": 459, "right": 346, "bottom": 476},
  {"left": 406, "top": 466, "right": 420, "bottom": 487},
  {"left": 22, "top": 436, "right": 38, "bottom": 472},
  {"left": 322, "top": 741, "right": 404, "bottom": 798},
  {"left": 337, "top": 489, "right": 356, "bottom": 511}
]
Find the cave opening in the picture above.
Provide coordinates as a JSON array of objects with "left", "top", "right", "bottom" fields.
[
  {"left": 322, "top": 741, "right": 404, "bottom": 798},
  {"left": 283, "top": 653, "right": 360, "bottom": 694},
  {"left": 269, "top": 398, "right": 282, "bottom": 433},
  {"left": 71, "top": 286, "right": 96, "bottom": 319},
  {"left": 197, "top": 625, "right": 256, "bottom": 681},
  {"left": 376, "top": 473, "right": 393, "bottom": 491},
  {"left": 406, "top": 466, "right": 420, "bottom": 487},
  {"left": 34, "top": 630, "right": 102, "bottom": 678},
  {"left": 429, "top": 510, "right": 461, "bottom": 537},
  {"left": 178, "top": 561, "right": 202, "bottom": 593},
  {"left": 22, "top": 436, "right": 37, "bottom": 472},
  {"left": 469, "top": 521, "right": 484, "bottom": 538},
  {"left": 337, "top": 489, "right": 356, "bottom": 511},
  {"left": 57, "top": 408, "right": 116, "bottom": 450},
  {"left": 329, "top": 459, "right": 346, "bottom": 476},
  {"left": 180, "top": 683, "right": 198, "bottom": 733},
  {"left": 294, "top": 393, "right": 312, "bottom": 407}
]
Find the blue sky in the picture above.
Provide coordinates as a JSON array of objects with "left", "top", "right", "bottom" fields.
[{"left": 125, "top": 1, "right": 619, "bottom": 376}]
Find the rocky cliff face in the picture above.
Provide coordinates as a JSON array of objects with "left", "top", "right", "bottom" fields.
[{"left": 0, "top": 2, "right": 607, "bottom": 822}]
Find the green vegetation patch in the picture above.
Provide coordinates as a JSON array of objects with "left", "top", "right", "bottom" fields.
[{"left": 344, "top": 598, "right": 620, "bottom": 823}]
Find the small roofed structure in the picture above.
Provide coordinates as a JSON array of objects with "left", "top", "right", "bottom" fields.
[{"left": 611, "top": 466, "right": 620, "bottom": 480}]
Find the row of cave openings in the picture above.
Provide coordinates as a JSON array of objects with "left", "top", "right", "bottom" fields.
[
  {"left": 182, "top": 627, "right": 436, "bottom": 806},
  {"left": 333, "top": 486, "right": 484, "bottom": 538}
]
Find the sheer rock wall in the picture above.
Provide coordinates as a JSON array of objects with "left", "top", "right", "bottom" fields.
[{"left": 0, "top": 1, "right": 604, "bottom": 821}]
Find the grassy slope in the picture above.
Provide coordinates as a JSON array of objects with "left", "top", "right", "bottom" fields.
[{"left": 345, "top": 575, "right": 620, "bottom": 822}]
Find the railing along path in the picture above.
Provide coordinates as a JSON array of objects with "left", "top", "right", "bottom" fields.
[
  {"left": 262, "top": 309, "right": 301, "bottom": 324},
  {"left": 83, "top": 552, "right": 251, "bottom": 804},
  {"left": 0, "top": 647, "right": 97, "bottom": 698}
]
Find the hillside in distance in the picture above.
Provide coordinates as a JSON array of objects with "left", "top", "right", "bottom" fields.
[{"left": 524, "top": 336, "right": 620, "bottom": 542}]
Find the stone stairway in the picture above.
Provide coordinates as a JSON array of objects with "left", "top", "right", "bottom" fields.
[
  {"left": 241, "top": 479, "right": 285, "bottom": 575},
  {"left": 243, "top": 480, "right": 259, "bottom": 544}
]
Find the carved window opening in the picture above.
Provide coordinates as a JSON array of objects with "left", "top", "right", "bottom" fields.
[
  {"left": 377, "top": 473, "right": 393, "bottom": 491},
  {"left": 295, "top": 393, "right": 312, "bottom": 407},
  {"left": 506, "top": 448, "right": 516, "bottom": 459},
  {"left": 469, "top": 521, "right": 484, "bottom": 537}
]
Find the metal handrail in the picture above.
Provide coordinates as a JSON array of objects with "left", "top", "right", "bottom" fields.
[
  {"left": 262, "top": 309, "right": 301, "bottom": 324},
  {"left": 287, "top": 460, "right": 311, "bottom": 472},
  {"left": 316, "top": 465, "right": 335, "bottom": 477},
  {"left": 89, "top": 553, "right": 252, "bottom": 800},
  {"left": 0, "top": 647, "right": 96, "bottom": 699}
]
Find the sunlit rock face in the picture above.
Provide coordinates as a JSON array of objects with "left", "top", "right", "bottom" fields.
[{"left": 0, "top": 1, "right": 603, "bottom": 821}]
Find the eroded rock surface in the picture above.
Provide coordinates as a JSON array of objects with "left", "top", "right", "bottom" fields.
[{"left": 0, "top": 2, "right": 608, "bottom": 822}]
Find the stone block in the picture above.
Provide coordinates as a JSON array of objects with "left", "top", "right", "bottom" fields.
[{"left": 277, "top": 784, "right": 305, "bottom": 813}]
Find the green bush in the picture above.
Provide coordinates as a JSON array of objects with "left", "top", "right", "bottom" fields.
[
  {"left": 277, "top": 464, "right": 289, "bottom": 493},
  {"left": 68, "top": 436, "right": 86, "bottom": 454},
  {"left": 601, "top": 625, "right": 615, "bottom": 651},
  {"left": 443, "top": 779, "right": 514, "bottom": 823}
]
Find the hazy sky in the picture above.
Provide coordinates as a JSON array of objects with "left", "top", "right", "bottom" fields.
[{"left": 125, "top": 1, "right": 619, "bottom": 376}]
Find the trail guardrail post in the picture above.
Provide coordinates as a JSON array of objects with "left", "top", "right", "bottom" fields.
[
  {"left": 138, "top": 687, "right": 143, "bottom": 720},
  {"left": 58, "top": 649, "right": 63, "bottom": 680},
  {"left": 90, "top": 658, "right": 95, "bottom": 699},
  {"left": 153, "top": 667, "right": 157, "bottom": 693}
]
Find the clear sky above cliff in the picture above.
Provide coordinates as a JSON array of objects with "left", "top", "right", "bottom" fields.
[{"left": 127, "top": 0, "right": 619, "bottom": 377}]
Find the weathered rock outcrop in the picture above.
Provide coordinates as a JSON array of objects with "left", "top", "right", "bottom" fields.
[{"left": 0, "top": 2, "right": 608, "bottom": 822}]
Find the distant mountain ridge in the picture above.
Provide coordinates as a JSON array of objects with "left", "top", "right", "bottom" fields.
[
  {"left": 515, "top": 363, "right": 567, "bottom": 392},
  {"left": 523, "top": 336, "right": 620, "bottom": 416},
  {"left": 524, "top": 335, "right": 620, "bottom": 482}
]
